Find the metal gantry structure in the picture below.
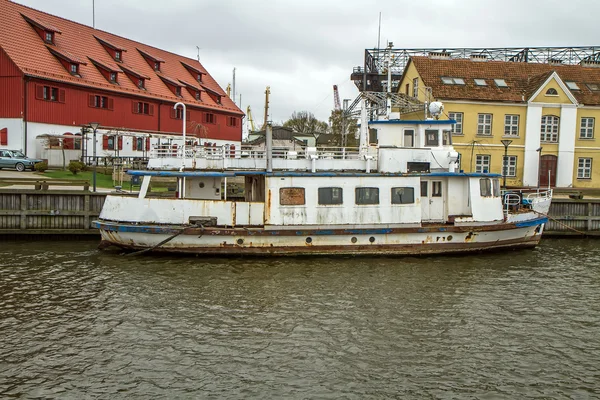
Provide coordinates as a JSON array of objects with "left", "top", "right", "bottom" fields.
[
  {"left": 351, "top": 46, "right": 600, "bottom": 93},
  {"left": 343, "top": 46, "right": 600, "bottom": 119}
]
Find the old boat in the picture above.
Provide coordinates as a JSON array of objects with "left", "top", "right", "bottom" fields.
[{"left": 93, "top": 98, "right": 552, "bottom": 255}]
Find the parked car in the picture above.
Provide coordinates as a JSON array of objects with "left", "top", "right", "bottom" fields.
[{"left": 0, "top": 149, "right": 43, "bottom": 171}]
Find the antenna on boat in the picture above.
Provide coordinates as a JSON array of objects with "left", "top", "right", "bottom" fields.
[
  {"left": 386, "top": 41, "right": 393, "bottom": 119},
  {"left": 428, "top": 102, "right": 444, "bottom": 120}
]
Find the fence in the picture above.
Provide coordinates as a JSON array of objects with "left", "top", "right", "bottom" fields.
[
  {"left": 0, "top": 190, "right": 106, "bottom": 235},
  {"left": 545, "top": 198, "right": 600, "bottom": 236}
]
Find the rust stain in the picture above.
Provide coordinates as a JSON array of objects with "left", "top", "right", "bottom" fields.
[
  {"left": 265, "top": 189, "right": 272, "bottom": 224},
  {"left": 465, "top": 231, "right": 476, "bottom": 242},
  {"left": 231, "top": 202, "right": 236, "bottom": 227}
]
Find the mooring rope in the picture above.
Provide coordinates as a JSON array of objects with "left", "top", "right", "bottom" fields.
[{"left": 532, "top": 209, "right": 588, "bottom": 236}]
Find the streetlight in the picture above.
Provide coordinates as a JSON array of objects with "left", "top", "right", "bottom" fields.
[
  {"left": 500, "top": 139, "right": 513, "bottom": 188},
  {"left": 173, "top": 102, "right": 186, "bottom": 170},
  {"left": 536, "top": 146, "right": 543, "bottom": 188},
  {"left": 88, "top": 122, "right": 100, "bottom": 192}
]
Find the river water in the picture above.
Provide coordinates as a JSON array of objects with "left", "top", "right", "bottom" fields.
[{"left": 1, "top": 239, "right": 599, "bottom": 399}]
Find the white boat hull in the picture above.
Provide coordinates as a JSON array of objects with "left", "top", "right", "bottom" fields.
[{"left": 95, "top": 218, "right": 546, "bottom": 256}]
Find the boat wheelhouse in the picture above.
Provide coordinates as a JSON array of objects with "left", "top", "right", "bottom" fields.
[{"left": 94, "top": 101, "right": 551, "bottom": 255}]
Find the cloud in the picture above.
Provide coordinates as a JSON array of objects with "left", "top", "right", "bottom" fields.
[{"left": 14, "top": 0, "right": 600, "bottom": 131}]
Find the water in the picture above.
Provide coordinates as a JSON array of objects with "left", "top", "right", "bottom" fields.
[{"left": 1, "top": 239, "right": 599, "bottom": 399}]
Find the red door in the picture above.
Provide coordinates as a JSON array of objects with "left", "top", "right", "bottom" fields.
[{"left": 539, "top": 155, "right": 557, "bottom": 187}]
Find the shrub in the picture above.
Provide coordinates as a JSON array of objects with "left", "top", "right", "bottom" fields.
[
  {"left": 68, "top": 160, "right": 84, "bottom": 175},
  {"left": 34, "top": 161, "right": 48, "bottom": 172}
]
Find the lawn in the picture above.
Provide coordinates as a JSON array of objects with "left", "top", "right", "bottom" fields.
[
  {"left": 36, "top": 169, "right": 175, "bottom": 192},
  {"left": 37, "top": 170, "right": 116, "bottom": 189}
]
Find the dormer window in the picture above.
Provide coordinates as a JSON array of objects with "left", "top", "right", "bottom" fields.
[
  {"left": 176, "top": 87, "right": 182, "bottom": 97},
  {"left": 47, "top": 47, "right": 85, "bottom": 77},
  {"left": 22, "top": 14, "right": 62, "bottom": 45},
  {"left": 197, "top": 73, "right": 202, "bottom": 83},
  {"left": 115, "top": 51, "right": 121, "bottom": 61},
  {"left": 45, "top": 31, "right": 53, "bottom": 43},
  {"left": 154, "top": 62, "right": 160, "bottom": 71},
  {"left": 195, "top": 91, "right": 201, "bottom": 101},
  {"left": 138, "top": 79, "right": 145, "bottom": 89},
  {"left": 70, "top": 64, "right": 78, "bottom": 75},
  {"left": 94, "top": 36, "right": 127, "bottom": 63},
  {"left": 109, "top": 72, "right": 117, "bottom": 83}
]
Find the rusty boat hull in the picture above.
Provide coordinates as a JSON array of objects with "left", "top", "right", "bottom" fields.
[{"left": 94, "top": 217, "right": 547, "bottom": 256}]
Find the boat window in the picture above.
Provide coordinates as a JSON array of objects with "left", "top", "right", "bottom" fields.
[
  {"left": 425, "top": 129, "right": 439, "bottom": 146},
  {"left": 280, "top": 187, "right": 305, "bottom": 205},
  {"left": 391, "top": 187, "right": 415, "bottom": 204},
  {"left": 432, "top": 181, "right": 443, "bottom": 197},
  {"left": 442, "top": 130, "right": 452, "bottom": 145},
  {"left": 480, "top": 178, "right": 492, "bottom": 197},
  {"left": 493, "top": 179, "right": 501, "bottom": 197},
  {"left": 420, "top": 181, "right": 428, "bottom": 197},
  {"left": 355, "top": 187, "right": 379, "bottom": 205},
  {"left": 318, "top": 187, "right": 343, "bottom": 205},
  {"left": 404, "top": 129, "right": 414, "bottom": 147}
]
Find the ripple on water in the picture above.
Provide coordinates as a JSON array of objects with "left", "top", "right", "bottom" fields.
[{"left": 0, "top": 239, "right": 600, "bottom": 398}]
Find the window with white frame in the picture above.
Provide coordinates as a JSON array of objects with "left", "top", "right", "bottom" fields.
[
  {"left": 412, "top": 78, "right": 419, "bottom": 98},
  {"left": 580, "top": 117, "right": 594, "bottom": 139},
  {"left": 540, "top": 115, "right": 560, "bottom": 142},
  {"left": 448, "top": 112, "right": 463, "bottom": 135},
  {"left": 502, "top": 155, "right": 517, "bottom": 177},
  {"left": 577, "top": 158, "right": 592, "bottom": 179},
  {"left": 475, "top": 155, "right": 491, "bottom": 173},
  {"left": 504, "top": 115, "right": 519, "bottom": 136},
  {"left": 477, "top": 114, "right": 492, "bottom": 135}
]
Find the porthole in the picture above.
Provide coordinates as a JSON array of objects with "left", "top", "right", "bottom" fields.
[
  {"left": 369, "top": 236, "right": 375, "bottom": 243},
  {"left": 237, "top": 238, "right": 244, "bottom": 245},
  {"left": 447, "top": 235, "right": 453, "bottom": 241},
  {"left": 199, "top": 182, "right": 205, "bottom": 188},
  {"left": 306, "top": 237, "right": 312, "bottom": 244},
  {"left": 351, "top": 237, "right": 357, "bottom": 244}
]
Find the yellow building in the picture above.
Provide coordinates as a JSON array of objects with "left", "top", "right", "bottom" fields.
[{"left": 394, "top": 51, "right": 600, "bottom": 188}]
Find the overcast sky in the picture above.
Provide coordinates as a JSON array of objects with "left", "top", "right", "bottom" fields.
[{"left": 14, "top": 0, "right": 600, "bottom": 133}]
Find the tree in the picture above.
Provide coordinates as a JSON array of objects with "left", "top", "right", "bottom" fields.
[
  {"left": 328, "top": 110, "right": 359, "bottom": 147},
  {"left": 283, "top": 111, "right": 329, "bottom": 138}
]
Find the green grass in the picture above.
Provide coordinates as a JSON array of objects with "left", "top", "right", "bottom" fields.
[
  {"left": 37, "top": 170, "right": 116, "bottom": 189},
  {"left": 35, "top": 169, "right": 177, "bottom": 192}
]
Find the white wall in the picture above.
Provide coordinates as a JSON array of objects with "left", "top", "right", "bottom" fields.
[
  {"left": 468, "top": 177, "right": 504, "bottom": 222},
  {"left": 523, "top": 105, "right": 543, "bottom": 186},
  {"left": 0, "top": 118, "right": 24, "bottom": 151},
  {"left": 265, "top": 176, "right": 422, "bottom": 226},
  {"left": 556, "top": 105, "right": 577, "bottom": 187},
  {"left": 447, "top": 177, "right": 471, "bottom": 216}
]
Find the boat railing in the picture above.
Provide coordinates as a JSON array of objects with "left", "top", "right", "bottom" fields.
[
  {"left": 526, "top": 189, "right": 553, "bottom": 201},
  {"left": 503, "top": 192, "right": 521, "bottom": 216},
  {"left": 150, "top": 145, "right": 371, "bottom": 161}
]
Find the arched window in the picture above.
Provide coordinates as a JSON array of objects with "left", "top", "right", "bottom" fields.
[
  {"left": 63, "top": 132, "right": 74, "bottom": 149},
  {"left": 545, "top": 88, "right": 558, "bottom": 96},
  {"left": 541, "top": 115, "right": 560, "bottom": 142}
]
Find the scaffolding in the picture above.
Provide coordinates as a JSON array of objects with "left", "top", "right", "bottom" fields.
[{"left": 351, "top": 46, "right": 600, "bottom": 92}]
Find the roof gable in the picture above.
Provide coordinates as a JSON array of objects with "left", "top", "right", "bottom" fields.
[{"left": 529, "top": 72, "right": 578, "bottom": 105}]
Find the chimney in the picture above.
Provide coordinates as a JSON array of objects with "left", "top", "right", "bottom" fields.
[
  {"left": 548, "top": 58, "right": 563, "bottom": 66},
  {"left": 429, "top": 51, "right": 451, "bottom": 60},
  {"left": 580, "top": 60, "right": 600, "bottom": 68},
  {"left": 470, "top": 54, "right": 488, "bottom": 62}
]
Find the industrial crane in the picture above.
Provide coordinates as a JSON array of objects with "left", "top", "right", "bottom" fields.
[
  {"left": 247, "top": 106, "right": 257, "bottom": 132},
  {"left": 333, "top": 84, "right": 341, "bottom": 111}
]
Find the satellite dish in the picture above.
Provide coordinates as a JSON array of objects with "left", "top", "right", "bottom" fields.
[{"left": 428, "top": 102, "right": 444, "bottom": 119}]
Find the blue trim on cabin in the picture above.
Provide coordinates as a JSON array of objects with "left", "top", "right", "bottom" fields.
[
  {"left": 127, "top": 170, "right": 501, "bottom": 178},
  {"left": 369, "top": 119, "right": 456, "bottom": 125}
]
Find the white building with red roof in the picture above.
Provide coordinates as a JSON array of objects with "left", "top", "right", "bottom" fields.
[{"left": 0, "top": 0, "right": 244, "bottom": 165}]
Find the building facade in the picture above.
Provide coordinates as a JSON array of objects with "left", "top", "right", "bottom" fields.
[
  {"left": 0, "top": 0, "right": 243, "bottom": 165},
  {"left": 396, "top": 51, "right": 600, "bottom": 188}
]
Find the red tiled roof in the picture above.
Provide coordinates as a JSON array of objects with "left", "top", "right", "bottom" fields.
[
  {"left": 181, "top": 61, "right": 205, "bottom": 75},
  {"left": 46, "top": 45, "right": 87, "bottom": 65},
  {"left": 21, "top": 13, "right": 61, "bottom": 33},
  {"left": 94, "top": 35, "right": 127, "bottom": 52},
  {"left": 0, "top": 1, "right": 243, "bottom": 115},
  {"left": 88, "top": 57, "right": 120, "bottom": 72},
  {"left": 179, "top": 79, "right": 202, "bottom": 90},
  {"left": 410, "top": 56, "right": 600, "bottom": 105},
  {"left": 157, "top": 74, "right": 182, "bottom": 87},
  {"left": 137, "top": 48, "right": 165, "bottom": 63},
  {"left": 119, "top": 64, "right": 151, "bottom": 80}
]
